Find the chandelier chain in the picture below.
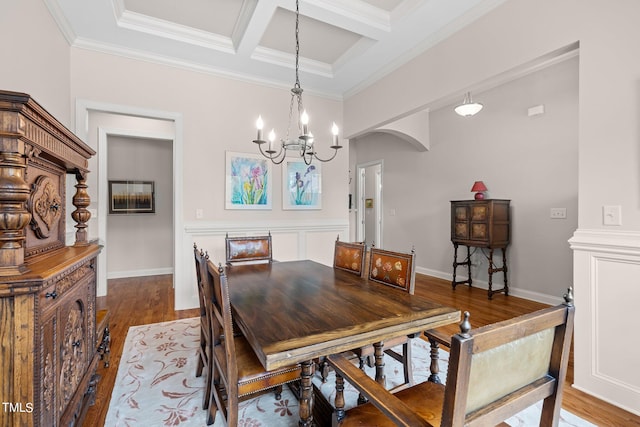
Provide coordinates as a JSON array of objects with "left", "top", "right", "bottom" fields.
[{"left": 252, "top": 0, "right": 342, "bottom": 165}]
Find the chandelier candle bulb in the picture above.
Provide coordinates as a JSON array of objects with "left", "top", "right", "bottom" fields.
[
  {"left": 268, "top": 129, "right": 275, "bottom": 153},
  {"left": 255, "top": 116, "right": 264, "bottom": 142},
  {"left": 301, "top": 110, "right": 309, "bottom": 136},
  {"left": 332, "top": 122, "right": 339, "bottom": 147}
]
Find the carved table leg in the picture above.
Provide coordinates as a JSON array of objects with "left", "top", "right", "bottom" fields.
[
  {"left": 357, "top": 356, "right": 367, "bottom": 405},
  {"left": 298, "top": 360, "right": 315, "bottom": 427},
  {"left": 334, "top": 372, "right": 345, "bottom": 423},
  {"left": 427, "top": 338, "right": 442, "bottom": 384},
  {"left": 373, "top": 341, "right": 386, "bottom": 387}
]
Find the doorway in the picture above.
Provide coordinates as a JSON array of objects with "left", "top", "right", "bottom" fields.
[
  {"left": 75, "top": 100, "right": 183, "bottom": 300},
  {"left": 356, "top": 160, "right": 383, "bottom": 247}
]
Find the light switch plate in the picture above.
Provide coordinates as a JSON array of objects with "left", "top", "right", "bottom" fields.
[{"left": 603, "top": 205, "right": 622, "bottom": 226}]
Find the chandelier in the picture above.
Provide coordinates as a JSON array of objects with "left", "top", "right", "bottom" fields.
[{"left": 252, "top": 0, "right": 342, "bottom": 165}]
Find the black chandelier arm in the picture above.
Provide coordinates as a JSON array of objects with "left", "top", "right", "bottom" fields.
[
  {"left": 256, "top": 140, "right": 287, "bottom": 165},
  {"left": 307, "top": 146, "right": 343, "bottom": 164}
]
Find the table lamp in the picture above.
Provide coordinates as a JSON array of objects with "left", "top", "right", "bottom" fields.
[{"left": 471, "top": 181, "right": 488, "bottom": 200}]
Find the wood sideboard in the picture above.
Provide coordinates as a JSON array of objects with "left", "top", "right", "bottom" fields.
[
  {"left": 450, "top": 199, "right": 510, "bottom": 299},
  {"left": 0, "top": 90, "right": 101, "bottom": 426}
]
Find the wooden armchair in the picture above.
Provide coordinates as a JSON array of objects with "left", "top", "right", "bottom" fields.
[
  {"left": 206, "top": 260, "right": 301, "bottom": 426},
  {"left": 333, "top": 236, "right": 366, "bottom": 276},
  {"left": 193, "top": 244, "right": 213, "bottom": 410},
  {"left": 327, "top": 289, "right": 575, "bottom": 427},
  {"left": 225, "top": 232, "right": 272, "bottom": 265},
  {"left": 349, "top": 247, "right": 417, "bottom": 402}
]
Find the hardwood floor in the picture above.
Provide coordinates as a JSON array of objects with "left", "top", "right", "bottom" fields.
[{"left": 83, "top": 273, "right": 640, "bottom": 426}]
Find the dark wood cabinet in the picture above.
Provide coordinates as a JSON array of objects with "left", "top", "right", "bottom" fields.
[
  {"left": 450, "top": 199, "right": 510, "bottom": 299},
  {"left": 0, "top": 90, "right": 101, "bottom": 427}
]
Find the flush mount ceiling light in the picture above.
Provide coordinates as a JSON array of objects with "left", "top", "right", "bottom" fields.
[
  {"left": 252, "top": 0, "right": 341, "bottom": 165},
  {"left": 454, "top": 92, "right": 483, "bottom": 117}
]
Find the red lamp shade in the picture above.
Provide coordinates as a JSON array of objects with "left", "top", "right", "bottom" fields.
[{"left": 471, "top": 181, "right": 488, "bottom": 200}]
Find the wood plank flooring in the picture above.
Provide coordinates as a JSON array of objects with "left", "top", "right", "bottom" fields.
[{"left": 83, "top": 273, "right": 640, "bottom": 427}]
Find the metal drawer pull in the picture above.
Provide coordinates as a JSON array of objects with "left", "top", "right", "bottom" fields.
[{"left": 45, "top": 291, "right": 58, "bottom": 299}]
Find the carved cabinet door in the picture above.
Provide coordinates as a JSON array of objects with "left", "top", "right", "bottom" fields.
[
  {"left": 39, "top": 306, "right": 58, "bottom": 427},
  {"left": 56, "top": 286, "right": 89, "bottom": 417}
]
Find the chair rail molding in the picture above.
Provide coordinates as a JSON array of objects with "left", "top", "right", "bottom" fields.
[{"left": 569, "top": 228, "right": 640, "bottom": 416}]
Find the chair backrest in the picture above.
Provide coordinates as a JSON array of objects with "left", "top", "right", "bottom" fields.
[
  {"left": 443, "top": 294, "right": 575, "bottom": 426},
  {"left": 206, "top": 260, "right": 239, "bottom": 409},
  {"left": 225, "top": 232, "right": 272, "bottom": 265},
  {"left": 333, "top": 236, "right": 366, "bottom": 276},
  {"left": 193, "top": 244, "right": 208, "bottom": 319},
  {"left": 367, "top": 247, "right": 416, "bottom": 294}
]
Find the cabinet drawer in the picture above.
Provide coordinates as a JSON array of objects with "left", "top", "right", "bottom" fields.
[{"left": 39, "top": 261, "right": 95, "bottom": 313}]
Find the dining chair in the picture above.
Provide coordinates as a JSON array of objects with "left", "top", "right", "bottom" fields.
[
  {"left": 225, "top": 232, "right": 272, "bottom": 265},
  {"left": 327, "top": 289, "right": 575, "bottom": 427},
  {"left": 352, "top": 247, "right": 417, "bottom": 396},
  {"left": 193, "top": 244, "right": 213, "bottom": 410},
  {"left": 318, "top": 237, "right": 368, "bottom": 381},
  {"left": 333, "top": 235, "right": 367, "bottom": 276},
  {"left": 206, "top": 260, "right": 301, "bottom": 426}
]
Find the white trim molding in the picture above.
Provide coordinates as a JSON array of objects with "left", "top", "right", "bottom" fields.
[
  {"left": 569, "top": 228, "right": 640, "bottom": 416},
  {"left": 107, "top": 267, "right": 174, "bottom": 280}
]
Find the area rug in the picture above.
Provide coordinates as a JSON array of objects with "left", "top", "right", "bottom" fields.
[{"left": 105, "top": 318, "right": 595, "bottom": 426}]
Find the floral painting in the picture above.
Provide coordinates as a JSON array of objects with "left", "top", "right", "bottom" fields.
[
  {"left": 282, "top": 159, "right": 322, "bottom": 210},
  {"left": 225, "top": 152, "right": 272, "bottom": 210}
]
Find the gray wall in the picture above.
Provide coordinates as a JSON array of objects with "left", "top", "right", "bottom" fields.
[
  {"left": 352, "top": 56, "right": 578, "bottom": 302},
  {"left": 107, "top": 136, "right": 173, "bottom": 277}
]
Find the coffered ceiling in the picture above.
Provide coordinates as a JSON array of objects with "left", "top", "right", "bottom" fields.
[{"left": 45, "top": 0, "right": 506, "bottom": 98}]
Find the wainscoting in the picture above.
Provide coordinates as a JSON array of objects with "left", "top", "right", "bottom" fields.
[
  {"left": 570, "top": 229, "right": 640, "bottom": 416},
  {"left": 178, "top": 219, "right": 350, "bottom": 309}
]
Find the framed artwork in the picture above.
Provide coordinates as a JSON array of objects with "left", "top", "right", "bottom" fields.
[
  {"left": 282, "top": 158, "right": 322, "bottom": 210},
  {"left": 109, "top": 180, "right": 155, "bottom": 214},
  {"left": 225, "top": 151, "right": 272, "bottom": 210}
]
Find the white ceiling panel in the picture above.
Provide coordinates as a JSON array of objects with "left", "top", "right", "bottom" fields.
[{"left": 46, "top": 0, "right": 507, "bottom": 98}]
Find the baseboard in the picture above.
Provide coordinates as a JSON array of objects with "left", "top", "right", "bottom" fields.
[
  {"left": 415, "top": 266, "right": 563, "bottom": 305},
  {"left": 107, "top": 267, "right": 174, "bottom": 280}
]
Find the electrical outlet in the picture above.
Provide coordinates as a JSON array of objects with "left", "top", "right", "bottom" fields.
[
  {"left": 550, "top": 208, "right": 566, "bottom": 219},
  {"left": 196, "top": 209, "right": 204, "bottom": 219}
]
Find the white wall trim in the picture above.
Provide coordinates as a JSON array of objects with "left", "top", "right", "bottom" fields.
[
  {"left": 107, "top": 267, "right": 174, "bottom": 280},
  {"left": 569, "top": 228, "right": 640, "bottom": 416},
  {"left": 185, "top": 218, "right": 349, "bottom": 235},
  {"left": 569, "top": 228, "right": 640, "bottom": 255},
  {"left": 415, "top": 266, "right": 564, "bottom": 306}
]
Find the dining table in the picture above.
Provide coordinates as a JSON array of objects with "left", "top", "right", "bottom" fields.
[{"left": 225, "top": 259, "right": 460, "bottom": 426}]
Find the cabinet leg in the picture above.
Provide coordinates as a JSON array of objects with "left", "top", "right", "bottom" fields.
[
  {"left": 452, "top": 244, "right": 472, "bottom": 290},
  {"left": 503, "top": 248, "right": 509, "bottom": 296},
  {"left": 486, "top": 247, "right": 508, "bottom": 299}
]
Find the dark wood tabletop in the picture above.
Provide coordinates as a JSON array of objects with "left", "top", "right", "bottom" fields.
[
  {"left": 226, "top": 259, "right": 460, "bottom": 369},
  {"left": 226, "top": 259, "right": 459, "bottom": 426}
]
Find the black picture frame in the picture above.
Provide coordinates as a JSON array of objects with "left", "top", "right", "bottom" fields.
[{"left": 108, "top": 180, "right": 155, "bottom": 214}]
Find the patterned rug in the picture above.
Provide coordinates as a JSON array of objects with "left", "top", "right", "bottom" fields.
[{"left": 105, "top": 318, "right": 595, "bottom": 426}]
